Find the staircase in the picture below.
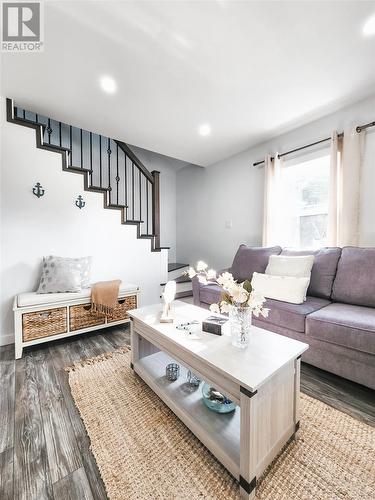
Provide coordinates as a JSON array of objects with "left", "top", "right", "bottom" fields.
[
  {"left": 161, "top": 263, "right": 193, "bottom": 299},
  {"left": 6, "top": 98, "right": 168, "bottom": 252}
]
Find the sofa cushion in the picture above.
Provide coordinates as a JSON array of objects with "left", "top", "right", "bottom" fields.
[
  {"left": 199, "top": 284, "right": 223, "bottom": 306},
  {"left": 231, "top": 245, "right": 282, "bottom": 283},
  {"left": 255, "top": 296, "right": 330, "bottom": 333},
  {"left": 306, "top": 303, "right": 375, "bottom": 355},
  {"left": 281, "top": 247, "right": 341, "bottom": 299},
  {"left": 332, "top": 247, "right": 375, "bottom": 307},
  {"left": 17, "top": 283, "right": 139, "bottom": 307}
]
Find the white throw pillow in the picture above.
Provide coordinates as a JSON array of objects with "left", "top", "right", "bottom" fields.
[
  {"left": 251, "top": 272, "right": 310, "bottom": 304},
  {"left": 265, "top": 255, "right": 314, "bottom": 278}
]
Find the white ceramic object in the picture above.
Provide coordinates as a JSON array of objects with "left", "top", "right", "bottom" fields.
[{"left": 160, "top": 280, "right": 177, "bottom": 323}]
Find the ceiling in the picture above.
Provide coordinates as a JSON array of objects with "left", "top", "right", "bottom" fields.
[{"left": 2, "top": 0, "right": 375, "bottom": 166}]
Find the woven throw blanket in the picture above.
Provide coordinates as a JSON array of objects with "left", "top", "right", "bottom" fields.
[{"left": 91, "top": 280, "right": 121, "bottom": 315}]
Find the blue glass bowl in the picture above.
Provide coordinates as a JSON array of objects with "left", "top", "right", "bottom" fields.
[{"left": 202, "top": 382, "right": 236, "bottom": 413}]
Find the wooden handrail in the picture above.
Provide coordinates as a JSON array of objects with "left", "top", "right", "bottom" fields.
[{"left": 115, "top": 140, "right": 154, "bottom": 184}]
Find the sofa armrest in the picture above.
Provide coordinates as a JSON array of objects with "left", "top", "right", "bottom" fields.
[
  {"left": 192, "top": 275, "right": 202, "bottom": 306},
  {"left": 192, "top": 267, "right": 230, "bottom": 307}
]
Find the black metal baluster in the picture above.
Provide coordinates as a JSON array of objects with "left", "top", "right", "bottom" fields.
[
  {"left": 70, "top": 125, "right": 73, "bottom": 165},
  {"left": 124, "top": 154, "right": 128, "bottom": 207},
  {"left": 59, "top": 122, "right": 62, "bottom": 148},
  {"left": 99, "top": 135, "right": 102, "bottom": 187},
  {"left": 116, "top": 143, "right": 119, "bottom": 205},
  {"left": 132, "top": 162, "right": 135, "bottom": 219},
  {"left": 47, "top": 118, "right": 52, "bottom": 144},
  {"left": 35, "top": 113, "right": 38, "bottom": 123},
  {"left": 23, "top": 109, "right": 26, "bottom": 119},
  {"left": 89, "top": 132, "right": 93, "bottom": 183},
  {"left": 146, "top": 180, "right": 149, "bottom": 234},
  {"left": 139, "top": 171, "right": 142, "bottom": 224},
  {"left": 107, "top": 138, "right": 112, "bottom": 200},
  {"left": 80, "top": 129, "right": 83, "bottom": 168}
]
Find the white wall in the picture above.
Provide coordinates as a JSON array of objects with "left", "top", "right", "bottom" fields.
[
  {"left": 177, "top": 94, "right": 375, "bottom": 270},
  {"left": 0, "top": 99, "right": 169, "bottom": 346}
]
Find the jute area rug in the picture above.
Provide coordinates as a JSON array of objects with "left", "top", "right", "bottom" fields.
[{"left": 67, "top": 348, "right": 375, "bottom": 500}]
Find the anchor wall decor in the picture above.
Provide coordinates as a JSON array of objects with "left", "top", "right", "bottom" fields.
[
  {"left": 33, "top": 182, "right": 45, "bottom": 198},
  {"left": 75, "top": 195, "right": 85, "bottom": 209}
]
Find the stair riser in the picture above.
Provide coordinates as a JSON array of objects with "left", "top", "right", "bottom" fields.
[
  {"left": 160, "top": 281, "right": 192, "bottom": 296},
  {"left": 168, "top": 267, "right": 189, "bottom": 281}
]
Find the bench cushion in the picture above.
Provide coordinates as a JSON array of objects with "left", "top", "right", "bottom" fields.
[
  {"left": 255, "top": 296, "right": 331, "bottom": 333},
  {"left": 17, "top": 283, "right": 139, "bottom": 308},
  {"left": 306, "top": 302, "right": 375, "bottom": 355}
]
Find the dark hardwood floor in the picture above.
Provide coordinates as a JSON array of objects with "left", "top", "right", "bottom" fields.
[{"left": 0, "top": 326, "right": 374, "bottom": 500}]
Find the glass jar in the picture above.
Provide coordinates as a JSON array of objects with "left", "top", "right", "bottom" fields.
[
  {"left": 165, "top": 363, "right": 180, "bottom": 381},
  {"left": 229, "top": 305, "right": 252, "bottom": 349}
]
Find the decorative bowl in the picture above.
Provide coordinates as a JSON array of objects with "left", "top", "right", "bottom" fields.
[{"left": 202, "top": 382, "right": 236, "bottom": 413}]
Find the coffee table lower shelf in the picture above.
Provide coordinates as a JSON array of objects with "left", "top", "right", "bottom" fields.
[{"left": 134, "top": 351, "right": 241, "bottom": 478}]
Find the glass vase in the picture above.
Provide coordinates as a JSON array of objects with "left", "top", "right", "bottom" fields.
[{"left": 229, "top": 305, "right": 252, "bottom": 349}]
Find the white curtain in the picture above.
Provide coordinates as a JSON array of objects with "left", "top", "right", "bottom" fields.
[
  {"left": 329, "top": 127, "right": 364, "bottom": 246},
  {"left": 262, "top": 154, "right": 283, "bottom": 246}
]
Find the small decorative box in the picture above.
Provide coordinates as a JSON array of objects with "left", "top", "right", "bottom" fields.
[{"left": 202, "top": 316, "right": 229, "bottom": 336}]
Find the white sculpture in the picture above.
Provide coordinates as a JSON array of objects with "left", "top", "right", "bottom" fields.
[{"left": 160, "top": 280, "right": 176, "bottom": 323}]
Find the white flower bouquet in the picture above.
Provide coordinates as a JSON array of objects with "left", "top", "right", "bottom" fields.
[{"left": 187, "top": 261, "right": 269, "bottom": 319}]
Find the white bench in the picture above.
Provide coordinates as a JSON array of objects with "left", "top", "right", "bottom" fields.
[{"left": 13, "top": 283, "right": 140, "bottom": 359}]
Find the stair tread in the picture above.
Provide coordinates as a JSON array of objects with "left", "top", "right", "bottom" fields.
[
  {"left": 67, "top": 166, "right": 91, "bottom": 173},
  {"left": 175, "top": 290, "right": 193, "bottom": 298},
  {"left": 160, "top": 275, "right": 191, "bottom": 286},
  {"left": 87, "top": 185, "right": 108, "bottom": 192},
  {"left": 42, "top": 143, "right": 72, "bottom": 153},
  {"left": 168, "top": 262, "right": 189, "bottom": 272},
  {"left": 107, "top": 203, "right": 127, "bottom": 208}
]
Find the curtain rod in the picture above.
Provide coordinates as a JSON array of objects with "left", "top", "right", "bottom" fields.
[{"left": 252, "top": 119, "right": 375, "bottom": 167}]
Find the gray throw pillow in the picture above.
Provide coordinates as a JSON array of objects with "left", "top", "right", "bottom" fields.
[{"left": 37, "top": 255, "right": 92, "bottom": 293}]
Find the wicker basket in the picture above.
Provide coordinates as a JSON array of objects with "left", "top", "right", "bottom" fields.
[
  {"left": 22, "top": 307, "right": 67, "bottom": 341},
  {"left": 107, "top": 295, "right": 137, "bottom": 323},
  {"left": 69, "top": 304, "right": 105, "bottom": 331}
]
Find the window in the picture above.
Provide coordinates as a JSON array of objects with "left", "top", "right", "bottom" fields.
[{"left": 279, "top": 152, "right": 330, "bottom": 249}]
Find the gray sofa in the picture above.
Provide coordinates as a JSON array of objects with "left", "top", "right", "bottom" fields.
[{"left": 192, "top": 244, "right": 375, "bottom": 390}]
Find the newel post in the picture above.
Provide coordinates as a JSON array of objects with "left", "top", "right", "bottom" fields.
[{"left": 152, "top": 170, "right": 161, "bottom": 249}]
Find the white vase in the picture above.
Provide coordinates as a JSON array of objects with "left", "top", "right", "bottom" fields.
[{"left": 229, "top": 305, "right": 252, "bottom": 349}]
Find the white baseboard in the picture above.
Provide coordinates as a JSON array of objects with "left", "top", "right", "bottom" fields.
[{"left": 0, "top": 333, "right": 15, "bottom": 346}]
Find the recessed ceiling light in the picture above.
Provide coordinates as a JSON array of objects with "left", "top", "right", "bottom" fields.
[
  {"left": 99, "top": 75, "right": 117, "bottom": 94},
  {"left": 363, "top": 15, "right": 375, "bottom": 36},
  {"left": 198, "top": 124, "right": 211, "bottom": 136}
]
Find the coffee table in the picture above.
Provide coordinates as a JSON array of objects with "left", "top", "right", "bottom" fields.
[{"left": 128, "top": 301, "right": 308, "bottom": 499}]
